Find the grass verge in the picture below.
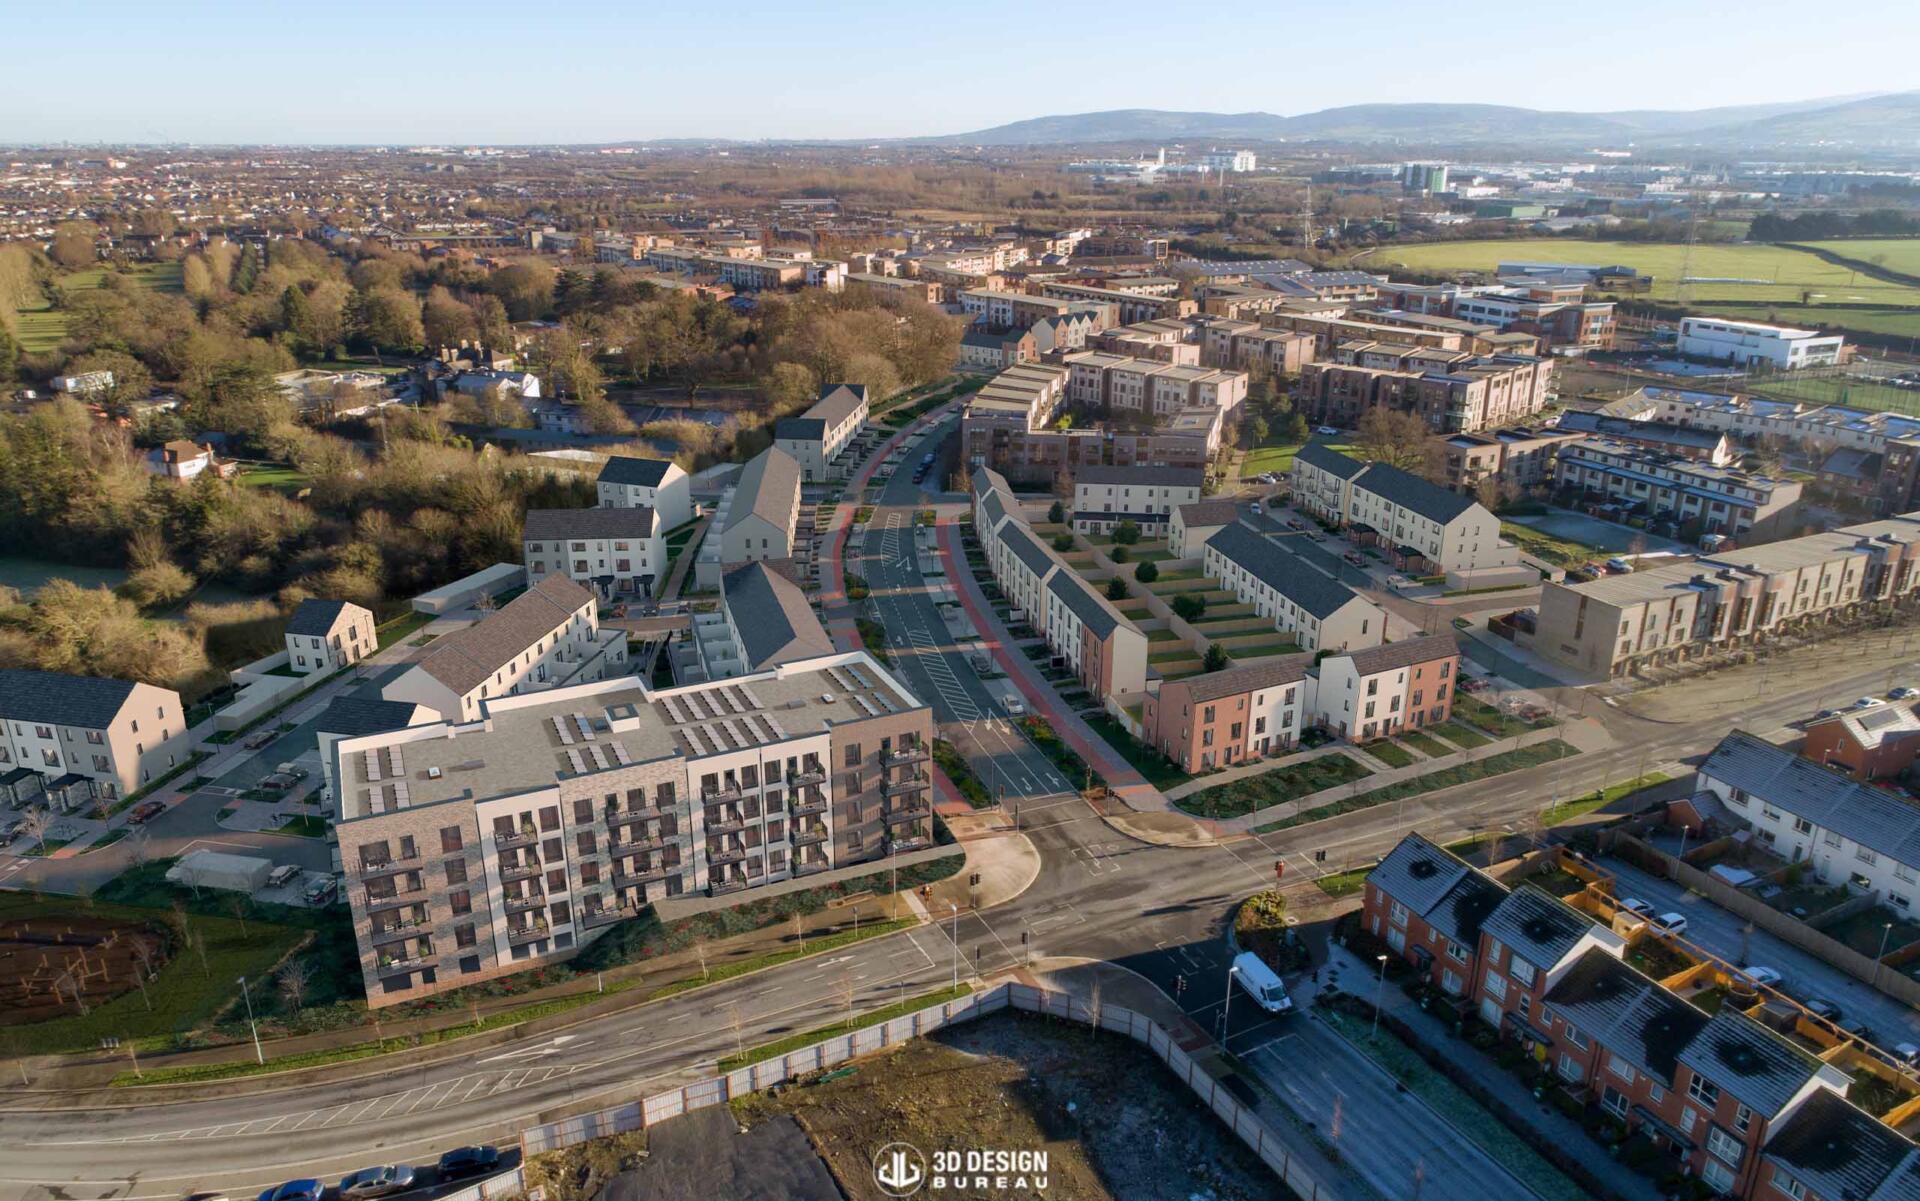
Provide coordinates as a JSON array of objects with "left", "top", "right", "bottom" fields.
[
  {"left": 1082, "top": 713, "right": 1192, "bottom": 790},
  {"left": 1175, "top": 753, "right": 1372, "bottom": 820},
  {"left": 1540, "top": 772, "right": 1673, "bottom": 827},
  {"left": 717, "top": 984, "right": 973, "bottom": 1073},
  {"left": 1255, "top": 740, "right": 1579, "bottom": 833}
]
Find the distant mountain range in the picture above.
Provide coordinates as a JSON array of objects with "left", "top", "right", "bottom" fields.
[{"left": 918, "top": 93, "right": 1918, "bottom": 148}]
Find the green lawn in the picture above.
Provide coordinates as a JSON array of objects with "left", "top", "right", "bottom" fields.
[
  {"left": 1454, "top": 694, "right": 1554, "bottom": 738},
  {"left": 1430, "top": 720, "right": 1491, "bottom": 750},
  {"left": 1399, "top": 731, "right": 1453, "bottom": 759},
  {"left": 1240, "top": 439, "right": 1306, "bottom": 479},
  {"left": 1314, "top": 866, "right": 1374, "bottom": 898},
  {"left": 1083, "top": 713, "right": 1194, "bottom": 790},
  {"left": 1360, "top": 740, "right": 1416, "bottom": 768},
  {"left": 1501, "top": 521, "right": 1599, "bottom": 570},
  {"left": 1255, "top": 740, "right": 1579, "bottom": 833},
  {"left": 1176, "top": 753, "right": 1373, "bottom": 820},
  {"left": 274, "top": 814, "right": 329, "bottom": 838},
  {"left": 375, "top": 609, "right": 436, "bottom": 650},
  {"left": 238, "top": 464, "right": 312, "bottom": 494},
  {"left": 1540, "top": 772, "right": 1673, "bottom": 826}
]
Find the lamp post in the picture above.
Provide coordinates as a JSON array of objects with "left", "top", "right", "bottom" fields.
[
  {"left": 237, "top": 975, "right": 264, "bottom": 1065},
  {"left": 950, "top": 903, "right": 961, "bottom": 991},
  {"left": 1875, "top": 921, "right": 1895, "bottom": 987},
  {"left": 1371, "top": 954, "right": 1389, "bottom": 1042},
  {"left": 1222, "top": 963, "right": 1238, "bottom": 1040}
]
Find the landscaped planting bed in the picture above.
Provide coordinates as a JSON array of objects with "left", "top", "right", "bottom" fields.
[
  {"left": 1175, "top": 753, "right": 1373, "bottom": 820},
  {"left": 1255, "top": 740, "right": 1580, "bottom": 833},
  {"left": 1430, "top": 720, "right": 1492, "bottom": 749},
  {"left": 1359, "top": 740, "right": 1416, "bottom": 768}
]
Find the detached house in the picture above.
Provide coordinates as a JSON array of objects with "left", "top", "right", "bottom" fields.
[{"left": 284, "top": 599, "right": 377, "bottom": 674}]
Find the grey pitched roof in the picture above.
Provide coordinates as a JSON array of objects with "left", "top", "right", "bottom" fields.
[
  {"left": 774, "top": 416, "right": 826, "bottom": 440},
  {"left": 316, "top": 697, "right": 430, "bottom": 738},
  {"left": 1366, "top": 833, "right": 1506, "bottom": 950},
  {"left": 979, "top": 488, "right": 1010, "bottom": 532},
  {"left": 0, "top": 670, "right": 138, "bottom": 730},
  {"left": 1341, "top": 634, "right": 1459, "bottom": 677},
  {"left": 733, "top": 447, "right": 802, "bottom": 530},
  {"left": 1000, "top": 522, "right": 1057, "bottom": 580},
  {"left": 523, "top": 506, "right": 656, "bottom": 541},
  {"left": 597, "top": 455, "right": 676, "bottom": 488},
  {"left": 1702, "top": 731, "right": 1920, "bottom": 867},
  {"left": 1177, "top": 500, "right": 1240, "bottom": 528},
  {"left": 1204, "top": 523, "right": 1364, "bottom": 620},
  {"left": 285, "top": 598, "right": 360, "bottom": 637},
  {"left": 408, "top": 573, "right": 596, "bottom": 696},
  {"left": 1295, "top": 442, "right": 1367, "bottom": 481},
  {"left": 1046, "top": 571, "right": 1124, "bottom": 640},
  {"left": 1354, "top": 461, "right": 1477, "bottom": 524},
  {"left": 807, "top": 383, "right": 868, "bottom": 426},
  {"left": 1076, "top": 465, "right": 1204, "bottom": 489},
  {"left": 1675, "top": 1009, "right": 1829, "bottom": 1118},
  {"left": 1545, "top": 949, "right": 1707, "bottom": 1088},
  {"left": 1764, "top": 1088, "right": 1919, "bottom": 1201},
  {"left": 1479, "top": 886, "right": 1595, "bottom": 972},
  {"left": 1178, "top": 654, "right": 1314, "bottom": 704},
  {"left": 721, "top": 561, "right": 833, "bottom": 670}
]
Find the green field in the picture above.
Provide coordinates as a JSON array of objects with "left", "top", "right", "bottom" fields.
[
  {"left": 1741, "top": 371, "right": 1920, "bottom": 417},
  {"left": 8, "top": 262, "right": 186, "bottom": 354},
  {"left": 1804, "top": 240, "right": 1920, "bottom": 278}
]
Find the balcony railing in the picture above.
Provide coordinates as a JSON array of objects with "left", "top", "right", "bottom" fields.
[
  {"left": 790, "top": 766, "right": 826, "bottom": 786},
  {"left": 701, "top": 785, "right": 743, "bottom": 805},
  {"left": 707, "top": 845, "right": 747, "bottom": 866},
  {"left": 494, "top": 827, "right": 538, "bottom": 849},
  {"left": 709, "top": 877, "right": 750, "bottom": 897},
  {"left": 363, "top": 883, "right": 424, "bottom": 911},
  {"left": 705, "top": 813, "right": 747, "bottom": 835},
  {"left": 883, "top": 773, "right": 930, "bottom": 796},
  {"left": 613, "top": 861, "right": 678, "bottom": 887},
  {"left": 884, "top": 801, "right": 931, "bottom": 823},
  {"left": 885, "top": 834, "right": 931, "bottom": 854},
  {"left": 357, "top": 854, "right": 419, "bottom": 879},
  {"left": 582, "top": 905, "right": 640, "bottom": 930},
  {"left": 500, "top": 859, "right": 541, "bottom": 882},
  {"left": 504, "top": 892, "right": 545, "bottom": 915},
  {"left": 882, "top": 747, "right": 929, "bottom": 767},
  {"left": 790, "top": 825, "right": 829, "bottom": 846},
  {"left": 506, "top": 922, "right": 550, "bottom": 946},
  {"left": 370, "top": 919, "right": 424, "bottom": 946},
  {"left": 790, "top": 794, "right": 828, "bottom": 816},
  {"left": 609, "top": 830, "right": 670, "bottom": 853},
  {"left": 791, "top": 860, "right": 830, "bottom": 877},
  {"left": 604, "top": 807, "right": 653, "bottom": 828},
  {"left": 375, "top": 950, "right": 431, "bottom": 975}
]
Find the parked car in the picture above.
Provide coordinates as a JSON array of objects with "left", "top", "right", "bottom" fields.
[
  {"left": 1896, "top": 1042, "right": 1920, "bottom": 1067},
  {"left": 1805, "top": 998, "right": 1843, "bottom": 1022},
  {"left": 258, "top": 773, "right": 299, "bottom": 793},
  {"left": 437, "top": 1147, "right": 502, "bottom": 1179},
  {"left": 266, "top": 864, "right": 301, "bottom": 888},
  {"left": 1742, "top": 965, "right": 1783, "bottom": 987},
  {"left": 1285, "top": 518, "right": 1307, "bottom": 530},
  {"left": 1854, "top": 697, "right": 1886, "bottom": 710},
  {"left": 1652, "top": 912, "right": 1689, "bottom": 936},
  {"left": 128, "top": 800, "right": 166, "bottom": 825},
  {"left": 1842, "top": 1018, "right": 1876, "bottom": 1044},
  {"left": 338, "top": 1166, "right": 414, "bottom": 1201},
  {"left": 1315, "top": 425, "right": 1340, "bottom": 436},
  {"left": 1619, "top": 897, "right": 1654, "bottom": 919},
  {"left": 1249, "top": 502, "right": 1261, "bottom": 515},
  {"left": 1231, "top": 951, "right": 1294, "bottom": 1014},
  {"left": 1304, "top": 531, "right": 1324, "bottom": 542},
  {"left": 1891, "top": 686, "right": 1918, "bottom": 700},
  {"left": 257, "top": 1182, "right": 323, "bottom": 1201},
  {"left": 304, "top": 877, "right": 338, "bottom": 906},
  {"left": 1343, "top": 552, "right": 1367, "bottom": 567},
  {"left": 242, "top": 729, "right": 278, "bottom": 751}
]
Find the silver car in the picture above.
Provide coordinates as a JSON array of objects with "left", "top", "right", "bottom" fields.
[{"left": 338, "top": 1166, "right": 414, "bottom": 1200}]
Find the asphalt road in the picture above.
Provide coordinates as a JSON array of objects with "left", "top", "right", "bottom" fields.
[{"left": 10, "top": 423, "right": 1920, "bottom": 1201}]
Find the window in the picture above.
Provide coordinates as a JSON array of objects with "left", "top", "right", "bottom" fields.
[
  {"left": 539, "top": 805, "right": 560, "bottom": 831},
  {"left": 576, "top": 831, "right": 596, "bottom": 855},
  {"left": 1509, "top": 958, "right": 1536, "bottom": 988},
  {"left": 1390, "top": 902, "right": 1409, "bottom": 928},
  {"left": 454, "top": 923, "right": 476, "bottom": 948},
  {"left": 1558, "top": 1053, "right": 1584, "bottom": 1082},
  {"left": 844, "top": 743, "right": 862, "bottom": 767},
  {"left": 1446, "top": 940, "right": 1467, "bottom": 962},
  {"left": 449, "top": 889, "right": 471, "bottom": 915},
  {"left": 573, "top": 799, "right": 593, "bottom": 825},
  {"left": 1770, "top": 1166, "right": 1807, "bottom": 1201},
  {"left": 1705, "top": 1125, "right": 1744, "bottom": 1168},
  {"left": 1564, "top": 1024, "right": 1589, "bottom": 1050},
  {"left": 440, "top": 826, "right": 464, "bottom": 853},
  {"left": 1607, "top": 1054, "right": 1635, "bottom": 1083},
  {"left": 1858, "top": 847, "right": 1879, "bottom": 866},
  {"left": 1734, "top": 1104, "right": 1751, "bottom": 1134},
  {"left": 1688, "top": 1075, "right": 1720, "bottom": 1107},
  {"left": 445, "top": 858, "right": 468, "bottom": 886}
]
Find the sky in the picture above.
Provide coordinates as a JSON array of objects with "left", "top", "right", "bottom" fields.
[{"left": 6, "top": 0, "right": 1920, "bottom": 145}]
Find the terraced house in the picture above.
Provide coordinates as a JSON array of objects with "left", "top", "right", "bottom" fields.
[
  {"left": 1070, "top": 465, "right": 1204, "bottom": 536},
  {"left": 1291, "top": 444, "right": 1522, "bottom": 581},
  {"left": 971, "top": 467, "right": 1147, "bottom": 703},
  {"left": 595, "top": 455, "right": 693, "bottom": 531},
  {"left": 1200, "top": 522, "right": 1383, "bottom": 654},
  {"left": 1363, "top": 833, "right": 1898, "bottom": 1199},
  {"left": 333, "top": 651, "right": 932, "bottom": 1006},
  {"left": 0, "top": 670, "right": 191, "bottom": 808},
  {"left": 773, "top": 383, "right": 869, "bottom": 481}
]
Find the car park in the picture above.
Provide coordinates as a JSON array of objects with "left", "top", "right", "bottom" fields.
[
  {"left": 338, "top": 1166, "right": 414, "bottom": 1200},
  {"left": 258, "top": 1182, "right": 323, "bottom": 1201},
  {"left": 128, "top": 801, "right": 166, "bottom": 824},
  {"left": 438, "top": 1146, "right": 502, "bottom": 1179}
]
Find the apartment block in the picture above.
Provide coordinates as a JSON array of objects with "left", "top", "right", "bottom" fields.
[
  {"left": 524, "top": 507, "right": 665, "bottom": 600},
  {"left": 1450, "top": 287, "right": 1617, "bottom": 354},
  {"left": 1553, "top": 438, "right": 1803, "bottom": 540},
  {"left": 1300, "top": 351, "right": 1554, "bottom": 433},
  {"left": 1037, "top": 280, "right": 1195, "bottom": 325},
  {"left": 1070, "top": 465, "right": 1203, "bottom": 535},
  {"left": 959, "top": 327, "right": 1037, "bottom": 372},
  {"left": 381, "top": 574, "right": 627, "bottom": 724},
  {"left": 773, "top": 384, "right": 868, "bottom": 481},
  {"left": 1364, "top": 833, "right": 1860, "bottom": 1198},
  {"left": 596, "top": 456, "right": 693, "bottom": 531},
  {"left": 972, "top": 468, "right": 1147, "bottom": 702},
  {"left": 1530, "top": 514, "right": 1920, "bottom": 678},
  {"left": 1201, "top": 523, "right": 1383, "bottom": 654},
  {"left": 847, "top": 273, "right": 943, "bottom": 305},
  {"left": 959, "top": 364, "right": 1218, "bottom": 485},
  {"left": 1192, "top": 318, "right": 1317, "bottom": 374},
  {"left": 1552, "top": 412, "right": 1735, "bottom": 465},
  {"left": 1438, "top": 426, "right": 1584, "bottom": 492},
  {"left": 1065, "top": 352, "right": 1248, "bottom": 423},
  {"left": 1292, "top": 445, "right": 1520, "bottom": 577},
  {"left": 0, "top": 670, "right": 192, "bottom": 807},
  {"left": 284, "top": 599, "right": 377, "bottom": 675},
  {"left": 959, "top": 289, "right": 1082, "bottom": 331},
  {"left": 333, "top": 652, "right": 932, "bottom": 1006},
  {"left": 719, "top": 447, "right": 804, "bottom": 566},
  {"left": 1260, "top": 311, "right": 1466, "bottom": 357}
]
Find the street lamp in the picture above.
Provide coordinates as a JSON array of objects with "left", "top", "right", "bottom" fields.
[
  {"left": 1876, "top": 921, "right": 1895, "bottom": 987},
  {"left": 1371, "top": 954, "right": 1389, "bottom": 1042},
  {"left": 1222, "top": 963, "right": 1239, "bottom": 1040},
  {"left": 237, "top": 975, "right": 264, "bottom": 1065},
  {"left": 949, "top": 903, "right": 961, "bottom": 991}
]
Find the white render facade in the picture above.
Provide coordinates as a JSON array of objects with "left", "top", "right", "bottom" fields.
[
  {"left": 1679, "top": 317, "right": 1845, "bottom": 370},
  {"left": 596, "top": 457, "right": 693, "bottom": 531}
]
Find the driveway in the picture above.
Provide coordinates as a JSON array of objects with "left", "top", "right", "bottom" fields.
[{"left": 1598, "top": 853, "right": 1920, "bottom": 1049}]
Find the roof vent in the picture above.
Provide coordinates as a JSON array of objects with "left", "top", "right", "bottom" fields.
[
  {"left": 427, "top": 767, "right": 443, "bottom": 780},
  {"left": 821, "top": 693, "right": 836, "bottom": 704}
]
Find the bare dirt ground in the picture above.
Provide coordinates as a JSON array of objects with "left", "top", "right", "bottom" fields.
[
  {"left": 0, "top": 912, "right": 169, "bottom": 1024},
  {"left": 1615, "top": 624, "right": 1920, "bottom": 724},
  {"left": 731, "top": 1010, "right": 1283, "bottom": 1201}
]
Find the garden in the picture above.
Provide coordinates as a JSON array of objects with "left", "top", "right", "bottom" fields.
[{"left": 1175, "top": 752, "right": 1372, "bottom": 820}]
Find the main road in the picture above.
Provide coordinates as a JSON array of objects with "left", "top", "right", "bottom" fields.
[{"left": 6, "top": 420, "right": 1918, "bottom": 1201}]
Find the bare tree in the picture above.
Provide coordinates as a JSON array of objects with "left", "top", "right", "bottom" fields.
[
  {"left": 278, "top": 959, "right": 312, "bottom": 1015},
  {"left": 18, "top": 808, "right": 48, "bottom": 858},
  {"left": 228, "top": 895, "right": 250, "bottom": 937},
  {"left": 128, "top": 939, "right": 158, "bottom": 1011},
  {"left": 727, "top": 1003, "right": 746, "bottom": 1060}
]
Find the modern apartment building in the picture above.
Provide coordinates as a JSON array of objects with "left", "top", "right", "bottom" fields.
[
  {"left": 1065, "top": 352, "right": 1249, "bottom": 423},
  {"left": 972, "top": 468, "right": 1147, "bottom": 702},
  {"left": 1450, "top": 286, "right": 1617, "bottom": 354},
  {"left": 959, "top": 364, "right": 1219, "bottom": 485},
  {"left": 847, "top": 273, "right": 944, "bottom": 305},
  {"left": 958, "top": 288, "right": 1082, "bottom": 330},
  {"left": 1552, "top": 438, "right": 1803, "bottom": 540},
  {"left": 0, "top": 670, "right": 192, "bottom": 807},
  {"left": 1260, "top": 311, "right": 1467, "bottom": 357},
  {"left": 1292, "top": 445, "right": 1520, "bottom": 577},
  {"left": 1299, "top": 352, "right": 1554, "bottom": 433},
  {"left": 381, "top": 574, "right": 627, "bottom": 724},
  {"left": 596, "top": 456, "right": 693, "bottom": 531},
  {"left": 1679, "top": 317, "right": 1845, "bottom": 370},
  {"left": 1364, "top": 833, "right": 1860, "bottom": 1198},
  {"left": 719, "top": 447, "right": 804, "bottom": 566},
  {"left": 1201, "top": 523, "right": 1384, "bottom": 654},
  {"left": 333, "top": 651, "right": 933, "bottom": 1006},
  {"left": 284, "top": 599, "right": 377, "bottom": 675},
  {"left": 1192, "top": 318, "right": 1317, "bottom": 374},
  {"left": 1037, "top": 280, "right": 1195, "bottom": 325},
  {"left": 1069, "top": 465, "right": 1203, "bottom": 536},
  {"left": 523, "top": 507, "right": 665, "bottom": 600},
  {"left": 958, "top": 327, "right": 1038, "bottom": 371},
  {"left": 1437, "top": 427, "right": 1584, "bottom": 493},
  {"left": 1530, "top": 514, "right": 1920, "bottom": 678},
  {"left": 1552, "top": 412, "right": 1736, "bottom": 465},
  {"left": 773, "top": 384, "right": 869, "bottom": 481}
]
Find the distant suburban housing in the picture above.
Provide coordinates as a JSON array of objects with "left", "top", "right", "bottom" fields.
[
  {"left": 285, "top": 599, "right": 377, "bottom": 674},
  {"left": 596, "top": 456, "right": 693, "bottom": 531},
  {"left": 143, "top": 439, "right": 231, "bottom": 482},
  {"left": 0, "top": 669, "right": 192, "bottom": 806}
]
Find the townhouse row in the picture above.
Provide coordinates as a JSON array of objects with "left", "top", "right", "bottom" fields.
[{"left": 1291, "top": 444, "right": 1525, "bottom": 581}]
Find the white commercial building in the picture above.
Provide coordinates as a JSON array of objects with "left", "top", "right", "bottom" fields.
[{"left": 1678, "top": 317, "right": 1845, "bottom": 370}]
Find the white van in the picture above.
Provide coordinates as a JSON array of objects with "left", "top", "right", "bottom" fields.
[{"left": 1232, "top": 951, "right": 1293, "bottom": 1014}]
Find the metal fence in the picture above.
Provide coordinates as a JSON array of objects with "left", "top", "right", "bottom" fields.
[
  {"left": 437, "top": 1168, "right": 525, "bottom": 1201},
  {"left": 517, "top": 982, "right": 1340, "bottom": 1199}
]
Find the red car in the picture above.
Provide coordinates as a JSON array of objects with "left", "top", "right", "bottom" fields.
[{"left": 127, "top": 800, "right": 166, "bottom": 824}]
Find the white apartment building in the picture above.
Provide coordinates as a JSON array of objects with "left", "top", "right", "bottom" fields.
[
  {"left": 1202, "top": 524, "right": 1384, "bottom": 654},
  {"left": 523, "top": 507, "right": 666, "bottom": 600},
  {"left": 1679, "top": 317, "right": 1845, "bottom": 370},
  {"left": 1070, "top": 465, "right": 1203, "bottom": 535},
  {"left": 596, "top": 456, "right": 693, "bottom": 531},
  {"left": 284, "top": 599, "right": 377, "bottom": 675},
  {"left": 381, "top": 574, "right": 627, "bottom": 724},
  {"left": 773, "top": 384, "right": 869, "bottom": 481}
]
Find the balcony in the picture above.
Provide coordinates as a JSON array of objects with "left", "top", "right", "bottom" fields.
[
  {"left": 504, "top": 891, "right": 545, "bottom": 915},
  {"left": 499, "top": 859, "right": 541, "bottom": 882},
  {"left": 885, "top": 834, "right": 931, "bottom": 854},
  {"left": 884, "top": 773, "right": 930, "bottom": 797},
  {"left": 375, "top": 950, "right": 432, "bottom": 975},
  {"left": 882, "top": 747, "right": 929, "bottom": 768},
  {"left": 363, "top": 883, "right": 424, "bottom": 912},
  {"left": 582, "top": 904, "right": 640, "bottom": 930},
  {"left": 613, "top": 861, "right": 678, "bottom": 888},
  {"left": 370, "top": 919, "right": 424, "bottom": 946},
  {"left": 707, "top": 845, "right": 748, "bottom": 866},
  {"left": 790, "top": 766, "right": 826, "bottom": 786},
  {"left": 604, "top": 807, "right": 653, "bottom": 828},
  {"left": 506, "top": 922, "right": 550, "bottom": 946},
  {"left": 884, "top": 801, "right": 931, "bottom": 824},
  {"left": 709, "top": 877, "right": 750, "bottom": 897},
  {"left": 609, "top": 830, "right": 670, "bottom": 853},
  {"left": 790, "top": 793, "right": 828, "bottom": 816},
  {"left": 791, "top": 859, "right": 830, "bottom": 877},
  {"left": 495, "top": 827, "right": 538, "bottom": 849},
  {"left": 790, "top": 825, "right": 829, "bottom": 847},
  {"left": 701, "top": 785, "right": 743, "bottom": 805},
  {"left": 357, "top": 855, "right": 419, "bottom": 879}
]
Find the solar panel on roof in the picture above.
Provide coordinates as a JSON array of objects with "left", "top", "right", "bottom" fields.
[
  {"left": 363, "top": 750, "right": 383, "bottom": 782},
  {"left": 566, "top": 748, "right": 587, "bottom": 774},
  {"left": 392, "top": 781, "right": 408, "bottom": 805},
  {"left": 872, "top": 691, "right": 898, "bottom": 713},
  {"left": 740, "top": 686, "right": 766, "bottom": 710},
  {"left": 851, "top": 694, "right": 877, "bottom": 717},
  {"left": 846, "top": 664, "right": 872, "bottom": 690},
  {"left": 388, "top": 747, "right": 405, "bottom": 776},
  {"left": 763, "top": 714, "right": 786, "bottom": 739},
  {"left": 588, "top": 744, "right": 609, "bottom": 770},
  {"left": 717, "top": 689, "right": 742, "bottom": 714},
  {"left": 721, "top": 718, "right": 749, "bottom": 747},
  {"left": 611, "top": 742, "right": 633, "bottom": 766},
  {"left": 729, "top": 686, "right": 755, "bottom": 713},
  {"left": 574, "top": 714, "right": 595, "bottom": 741}
]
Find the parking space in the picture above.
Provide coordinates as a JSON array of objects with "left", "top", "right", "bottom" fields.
[{"left": 1598, "top": 854, "right": 1920, "bottom": 1048}]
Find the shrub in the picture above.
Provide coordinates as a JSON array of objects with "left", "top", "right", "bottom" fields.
[
  {"left": 1113, "top": 519, "right": 1140, "bottom": 545},
  {"left": 1105, "top": 576, "right": 1128, "bottom": 601},
  {"left": 1052, "top": 533, "right": 1074, "bottom": 552},
  {"left": 1134, "top": 560, "right": 1160, "bottom": 583},
  {"left": 1203, "top": 644, "right": 1230, "bottom": 672},
  {"left": 1110, "top": 545, "right": 1129, "bottom": 563},
  {"left": 1172, "top": 593, "right": 1206, "bottom": 621},
  {"left": 1047, "top": 500, "right": 1064, "bottom": 523}
]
